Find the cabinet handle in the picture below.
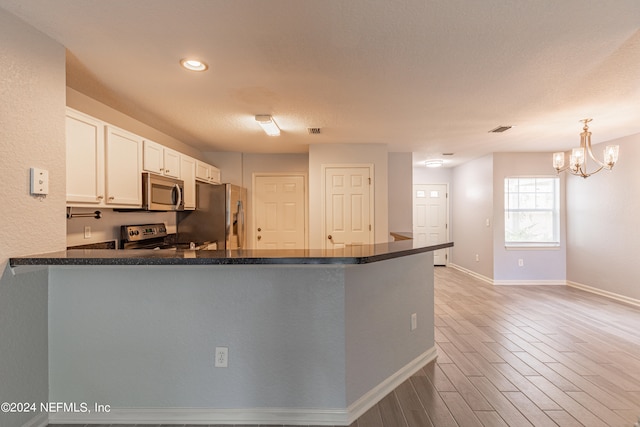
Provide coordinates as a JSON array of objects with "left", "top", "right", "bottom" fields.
[
  {"left": 165, "top": 169, "right": 170, "bottom": 173},
  {"left": 108, "top": 196, "right": 115, "bottom": 201},
  {"left": 97, "top": 195, "right": 104, "bottom": 200}
]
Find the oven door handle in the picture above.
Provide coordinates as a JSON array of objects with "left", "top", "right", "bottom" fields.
[{"left": 173, "top": 183, "right": 182, "bottom": 210}]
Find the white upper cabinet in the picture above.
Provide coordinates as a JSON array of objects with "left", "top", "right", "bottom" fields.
[
  {"left": 66, "top": 108, "right": 207, "bottom": 209},
  {"left": 66, "top": 109, "right": 105, "bottom": 204},
  {"left": 143, "top": 140, "right": 181, "bottom": 178},
  {"left": 163, "top": 148, "right": 180, "bottom": 178},
  {"left": 196, "top": 160, "right": 221, "bottom": 184},
  {"left": 105, "top": 126, "right": 143, "bottom": 207},
  {"left": 180, "top": 155, "right": 197, "bottom": 210},
  {"left": 142, "top": 140, "right": 163, "bottom": 174}
]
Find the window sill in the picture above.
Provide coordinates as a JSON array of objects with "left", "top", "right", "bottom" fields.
[{"left": 505, "top": 244, "right": 561, "bottom": 251}]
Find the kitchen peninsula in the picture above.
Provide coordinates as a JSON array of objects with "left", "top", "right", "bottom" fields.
[{"left": 10, "top": 240, "right": 452, "bottom": 426}]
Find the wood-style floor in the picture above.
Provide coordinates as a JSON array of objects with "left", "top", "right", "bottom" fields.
[{"left": 49, "top": 266, "right": 640, "bottom": 427}]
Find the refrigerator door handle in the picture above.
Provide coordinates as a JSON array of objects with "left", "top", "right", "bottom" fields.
[{"left": 237, "top": 200, "right": 245, "bottom": 249}]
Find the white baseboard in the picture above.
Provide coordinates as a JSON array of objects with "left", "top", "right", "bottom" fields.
[
  {"left": 493, "top": 280, "right": 566, "bottom": 286},
  {"left": 567, "top": 281, "right": 640, "bottom": 308},
  {"left": 49, "top": 406, "right": 347, "bottom": 425},
  {"left": 449, "top": 263, "right": 566, "bottom": 286},
  {"left": 448, "top": 263, "right": 493, "bottom": 284},
  {"left": 48, "top": 347, "right": 438, "bottom": 426},
  {"left": 346, "top": 346, "right": 437, "bottom": 424},
  {"left": 21, "top": 413, "right": 47, "bottom": 427},
  {"left": 451, "top": 265, "right": 640, "bottom": 306}
]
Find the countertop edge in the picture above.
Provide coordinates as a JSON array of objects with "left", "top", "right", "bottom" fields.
[{"left": 9, "top": 242, "right": 454, "bottom": 267}]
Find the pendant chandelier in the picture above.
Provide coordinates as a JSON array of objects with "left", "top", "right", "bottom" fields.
[{"left": 553, "top": 119, "right": 619, "bottom": 178}]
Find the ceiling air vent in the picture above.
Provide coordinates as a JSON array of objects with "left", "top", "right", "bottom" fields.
[
  {"left": 442, "top": 153, "right": 454, "bottom": 156},
  {"left": 307, "top": 127, "right": 321, "bottom": 135},
  {"left": 489, "top": 125, "right": 512, "bottom": 133}
]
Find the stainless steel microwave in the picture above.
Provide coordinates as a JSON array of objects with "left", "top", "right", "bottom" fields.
[{"left": 142, "top": 173, "right": 184, "bottom": 211}]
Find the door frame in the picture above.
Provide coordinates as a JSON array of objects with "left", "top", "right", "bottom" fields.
[
  {"left": 321, "top": 163, "right": 375, "bottom": 250},
  {"left": 413, "top": 182, "right": 450, "bottom": 265},
  {"left": 252, "top": 172, "right": 309, "bottom": 249}
]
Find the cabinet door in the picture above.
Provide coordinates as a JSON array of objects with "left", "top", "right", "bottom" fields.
[
  {"left": 66, "top": 109, "right": 105, "bottom": 204},
  {"left": 142, "top": 140, "right": 163, "bottom": 174},
  {"left": 195, "top": 160, "right": 210, "bottom": 182},
  {"left": 209, "top": 166, "right": 221, "bottom": 184},
  {"left": 180, "top": 155, "right": 196, "bottom": 210},
  {"left": 105, "top": 126, "right": 142, "bottom": 206},
  {"left": 163, "top": 148, "right": 181, "bottom": 178}
]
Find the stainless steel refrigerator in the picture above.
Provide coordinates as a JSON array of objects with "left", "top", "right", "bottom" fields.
[{"left": 176, "top": 183, "right": 246, "bottom": 250}]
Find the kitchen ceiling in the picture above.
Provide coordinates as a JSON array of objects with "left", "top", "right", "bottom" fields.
[{"left": 2, "top": 0, "right": 639, "bottom": 167}]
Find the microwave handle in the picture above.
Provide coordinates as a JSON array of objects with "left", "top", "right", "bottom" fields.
[{"left": 173, "top": 183, "right": 182, "bottom": 209}]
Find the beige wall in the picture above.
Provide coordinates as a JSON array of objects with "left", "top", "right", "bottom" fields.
[
  {"left": 492, "top": 152, "right": 567, "bottom": 283},
  {"left": 309, "top": 144, "right": 389, "bottom": 248},
  {"left": 388, "top": 153, "right": 413, "bottom": 236},
  {"left": 67, "top": 87, "right": 205, "bottom": 161},
  {"left": 203, "top": 151, "right": 309, "bottom": 248},
  {"left": 451, "top": 154, "right": 494, "bottom": 278},
  {"left": 566, "top": 132, "right": 640, "bottom": 301},
  {"left": 0, "top": 9, "right": 66, "bottom": 427}
]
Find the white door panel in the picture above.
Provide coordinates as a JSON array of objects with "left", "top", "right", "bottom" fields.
[
  {"left": 254, "top": 175, "right": 306, "bottom": 249},
  {"left": 325, "top": 166, "right": 373, "bottom": 249},
  {"left": 413, "top": 184, "right": 449, "bottom": 265}
]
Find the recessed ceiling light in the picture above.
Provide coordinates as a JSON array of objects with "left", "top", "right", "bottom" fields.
[
  {"left": 425, "top": 159, "right": 444, "bottom": 168},
  {"left": 180, "top": 58, "right": 208, "bottom": 72}
]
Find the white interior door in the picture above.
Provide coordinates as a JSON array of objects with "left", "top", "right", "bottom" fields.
[
  {"left": 324, "top": 166, "right": 373, "bottom": 249},
  {"left": 254, "top": 175, "right": 306, "bottom": 249},
  {"left": 413, "top": 184, "right": 449, "bottom": 265}
]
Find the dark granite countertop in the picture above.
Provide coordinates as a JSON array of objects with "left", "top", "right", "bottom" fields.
[{"left": 9, "top": 241, "right": 453, "bottom": 267}]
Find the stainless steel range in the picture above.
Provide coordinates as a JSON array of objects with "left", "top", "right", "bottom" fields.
[{"left": 120, "top": 223, "right": 176, "bottom": 250}]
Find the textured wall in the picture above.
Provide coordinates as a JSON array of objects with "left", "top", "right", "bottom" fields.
[
  {"left": 388, "top": 153, "right": 413, "bottom": 237},
  {"left": 492, "top": 152, "right": 567, "bottom": 282},
  {"left": 0, "top": 8, "right": 66, "bottom": 427},
  {"left": 309, "top": 143, "right": 389, "bottom": 248},
  {"left": 451, "top": 154, "right": 494, "bottom": 278},
  {"left": 345, "top": 253, "right": 434, "bottom": 404},
  {"left": 566, "top": 132, "right": 640, "bottom": 300},
  {"left": 49, "top": 265, "right": 348, "bottom": 409},
  {"left": 67, "top": 87, "right": 205, "bottom": 162}
]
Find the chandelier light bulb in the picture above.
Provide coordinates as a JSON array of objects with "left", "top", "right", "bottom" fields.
[{"left": 552, "top": 119, "right": 619, "bottom": 178}]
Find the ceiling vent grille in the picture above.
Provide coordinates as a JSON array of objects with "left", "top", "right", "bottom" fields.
[
  {"left": 489, "top": 125, "right": 512, "bottom": 133},
  {"left": 307, "top": 127, "right": 321, "bottom": 135}
]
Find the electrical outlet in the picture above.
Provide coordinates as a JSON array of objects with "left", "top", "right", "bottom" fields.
[
  {"left": 411, "top": 313, "right": 417, "bottom": 331},
  {"left": 475, "top": 254, "right": 479, "bottom": 262},
  {"left": 215, "top": 347, "right": 228, "bottom": 368},
  {"left": 84, "top": 226, "right": 91, "bottom": 239},
  {"left": 518, "top": 258, "right": 524, "bottom": 267}
]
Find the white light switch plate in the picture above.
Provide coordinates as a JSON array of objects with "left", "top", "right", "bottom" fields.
[{"left": 30, "top": 167, "right": 49, "bottom": 195}]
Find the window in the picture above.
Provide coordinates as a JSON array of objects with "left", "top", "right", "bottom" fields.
[{"left": 504, "top": 177, "right": 560, "bottom": 247}]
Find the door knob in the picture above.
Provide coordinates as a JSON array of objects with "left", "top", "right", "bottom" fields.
[
  {"left": 328, "top": 235, "right": 332, "bottom": 240},
  {"left": 257, "top": 235, "right": 262, "bottom": 240},
  {"left": 257, "top": 227, "right": 262, "bottom": 232}
]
